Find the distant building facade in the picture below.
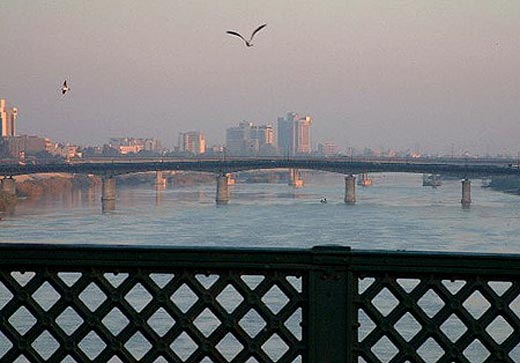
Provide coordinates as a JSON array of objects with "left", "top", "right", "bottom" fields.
[
  {"left": 225, "top": 121, "right": 275, "bottom": 156},
  {"left": 318, "top": 142, "right": 339, "bottom": 156},
  {"left": 178, "top": 131, "right": 206, "bottom": 154},
  {"left": 1, "top": 98, "right": 17, "bottom": 137},
  {"left": 2, "top": 135, "right": 50, "bottom": 157},
  {"left": 47, "top": 142, "right": 83, "bottom": 160},
  {"left": 277, "top": 112, "right": 312, "bottom": 156},
  {"left": 295, "top": 116, "right": 312, "bottom": 154},
  {"left": 108, "top": 137, "right": 162, "bottom": 155}
]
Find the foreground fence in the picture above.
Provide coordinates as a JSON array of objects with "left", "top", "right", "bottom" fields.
[{"left": 0, "top": 244, "right": 519, "bottom": 363}]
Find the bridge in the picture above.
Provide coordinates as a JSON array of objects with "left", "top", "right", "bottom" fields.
[
  {"left": 1, "top": 158, "right": 519, "bottom": 209},
  {"left": 1, "top": 158, "right": 519, "bottom": 177}
]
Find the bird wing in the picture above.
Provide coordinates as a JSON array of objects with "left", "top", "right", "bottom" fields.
[
  {"left": 63, "top": 80, "right": 67, "bottom": 88},
  {"left": 226, "top": 31, "right": 248, "bottom": 44},
  {"left": 250, "top": 23, "right": 267, "bottom": 41}
]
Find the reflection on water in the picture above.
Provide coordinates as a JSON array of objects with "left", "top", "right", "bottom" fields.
[{"left": 1, "top": 173, "right": 520, "bottom": 253}]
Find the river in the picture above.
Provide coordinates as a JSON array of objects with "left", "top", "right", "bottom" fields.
[{"left": 2, "top": 172, "right": 520, "bottom": 253}]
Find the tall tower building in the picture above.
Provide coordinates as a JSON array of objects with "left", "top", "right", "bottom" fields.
[
  {"left": 1, "top": 99, "right": 17, "bottom": 137},
  {"left": 179, "top": 131, "right": 206, "bottom": 154},
  {"left": 295, "top": 116, "right": 312, "bottom": 154},
  {"left": 277, "top": 112, "right": 297, "bottom": 157},
  {"left": 277, "top": 112, "right": 312, "bottom": 156}
]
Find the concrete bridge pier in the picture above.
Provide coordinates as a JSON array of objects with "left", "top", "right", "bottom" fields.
[
  {"left": 101, "top": 175, "right": 116, "bottom": 212},
  {"left": 461, "top": 178, "right": 471, "bottom": 207},
  {"left": 226, "top": 173, "right": 236, "bottom": 185},
  {"left": 344, "top": 175, "right": 356, "bottom": 204},
  {"left": 1, "top": 177, "right": 16, "bottom": 195},
  {"left": 155, "top": 171, "right": 167, "bottom": 187},
  {"left": 169, "top": 171, "right": 177, "bottom": 187},
  {"left": 216, "top": 174, "right": 230, "bottom": 205},
  {"left": 289, "top": 169, "right": 304, "bottom": 188}
]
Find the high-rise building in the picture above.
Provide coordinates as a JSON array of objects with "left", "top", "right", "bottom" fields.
[
  {"left": 226, "top": 122, "right": 251, "bottom": 155},
  {"left": 1, "top": 99, "right": 17, "bottom": 137},
  {"left": 225, "top": 121, "right": 275, "bottom": 155},
  {"left": 295, "top": 116, "right": 312, "bottom": 154},
  {"left": 277, "top": 112, "right": 297, "bottom": 157},
  {"left": 277, "top": 112, "right": 312, "bottom": 156},
  {"left": 179, "top": 131, "right": 206, "bottom": 154}
]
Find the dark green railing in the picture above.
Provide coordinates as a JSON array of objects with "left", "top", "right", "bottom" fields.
[{"left": 0, "top": 244, "right": 519, "bottom": 363}]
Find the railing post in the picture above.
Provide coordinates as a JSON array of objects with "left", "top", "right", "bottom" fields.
[{"left": 308, "top": 246, "right": 354, "bottom": 363}]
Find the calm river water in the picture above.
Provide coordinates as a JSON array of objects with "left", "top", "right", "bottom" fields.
[
  {"left": 2, "top": 172, "right": 520, "bottom": 362},
  {"left": 1, "top": 172, "right": 520, "bottom": 253}
]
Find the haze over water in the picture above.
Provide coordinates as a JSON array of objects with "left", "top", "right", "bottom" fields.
[{"left": 3, "top": 173, "right": 520, "bottom": 253}]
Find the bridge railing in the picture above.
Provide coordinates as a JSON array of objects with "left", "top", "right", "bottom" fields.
[{"left": 0, "top": 244, "right": 519, "bottom": 363}]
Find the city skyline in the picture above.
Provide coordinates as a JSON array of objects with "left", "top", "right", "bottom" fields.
[
  {"left": 2, "top": 101, "right": 519, "bottom": 158},
  {"left": 1, "top": 1, "right": 519, "bottom": 155}
]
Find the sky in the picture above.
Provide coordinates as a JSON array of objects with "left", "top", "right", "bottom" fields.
[{"left": 0, "top": 1, "right": 519, "bottom": 155}]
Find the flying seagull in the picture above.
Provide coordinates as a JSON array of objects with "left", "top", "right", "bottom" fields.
[
  {"left": 226, "top": 24, "right": 267, "bottom": 47},
  {"left": 61, "top": 80, "right": 70, "bottom": 95}
]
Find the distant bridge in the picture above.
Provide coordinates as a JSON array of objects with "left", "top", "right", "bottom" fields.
[
  {"left": 1, "top": 158, "right": 519, "bottom": 178},
  {"left": 1, "top": 158, "right": 519, "bottom": 210}
]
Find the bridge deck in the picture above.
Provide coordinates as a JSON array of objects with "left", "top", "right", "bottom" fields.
[{"left": 2, "top": 158, "right": 520, "bottom": 177}]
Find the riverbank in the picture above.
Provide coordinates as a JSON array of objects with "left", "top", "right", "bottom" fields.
[
  {"left": 15, "top": 173, "right": 100, "bottom": 198},
  {"left": 488, "top": 176, "right": 520, "bottom": 195},
  {"left": 7, "top": 172, "right": 219, "bottom": 200},
  {"left": 3, "top": 170, "right": 302, "bottom": 209}
]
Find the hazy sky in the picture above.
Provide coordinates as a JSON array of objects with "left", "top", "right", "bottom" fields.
[{"left": 1, "top": 1, "right": 519, "bottom": 155}]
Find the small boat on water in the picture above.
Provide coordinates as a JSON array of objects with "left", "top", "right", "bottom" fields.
[
  {"left": 481, "top": 178, "right": 492, "bottom": 188},
  {"left": 357, "top": 173, "right": 373, "bottom": 187},
  {"left": 423, "top": 174, "right": 442, "bottom": 187}
]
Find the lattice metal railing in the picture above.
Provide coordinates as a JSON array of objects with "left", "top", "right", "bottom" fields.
[
  {"left": 0, "top": 248, "right": 306, "bottom": 362},
  {"left": 353, "top": 252, "right": 520, "bottom": 363},
  {"left": 356, "top": 275, "right": 520, "bottom": 363},
  {"left": 0, "top": 244, "right": 519, "bottom": 363}
]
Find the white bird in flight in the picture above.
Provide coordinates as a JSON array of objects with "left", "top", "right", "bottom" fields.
[
  {"left": 61, "top": 80, "right": 70, "bottom": 95},
  {"left": 226, "top": 24, "right": 267, "bottom": 47}
]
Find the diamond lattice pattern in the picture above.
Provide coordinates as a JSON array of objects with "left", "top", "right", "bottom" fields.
[
  {"left": 357, "top": 275, "right": 520, "bottom": 362},
  {"left": 0, "top": 268, "right": 304, "bottom": 362}
]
